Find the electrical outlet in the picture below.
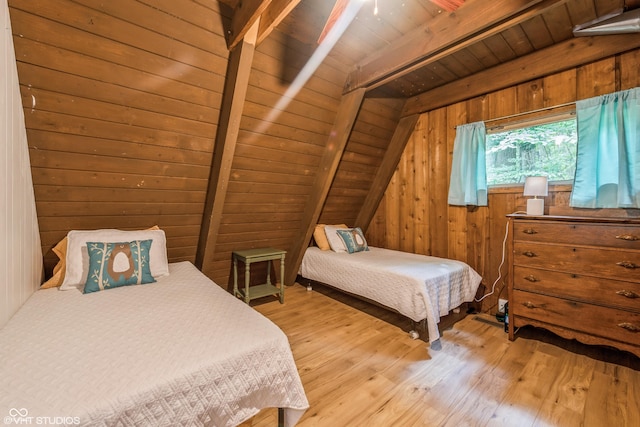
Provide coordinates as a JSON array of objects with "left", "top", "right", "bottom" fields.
[{"left": 498, "top": 299, "right": 508, "bottom": 313}]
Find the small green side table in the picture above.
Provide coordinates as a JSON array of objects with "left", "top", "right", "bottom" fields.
[{"left": 232, "top": 248, "right": 286, "bottom": 304}]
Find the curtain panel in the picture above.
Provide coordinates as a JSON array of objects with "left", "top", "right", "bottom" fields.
[
  {"left": 570, "top": 87, "right": 640, "bottom": 208},
  {"left": 448, "top": 121, "right": 487, "bottom": 206}
]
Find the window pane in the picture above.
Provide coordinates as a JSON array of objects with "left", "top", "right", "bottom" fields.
[{"left": 486, "top": 119, "right": 577, "bottom": 186}]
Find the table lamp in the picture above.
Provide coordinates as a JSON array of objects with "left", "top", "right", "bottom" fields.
[{"left": 524, "top": 176, "right": 548, "bottom": 215}]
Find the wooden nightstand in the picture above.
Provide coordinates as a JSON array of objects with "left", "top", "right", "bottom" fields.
[{"left": 232, "top": 248, "right": 286, "bottom": 304}]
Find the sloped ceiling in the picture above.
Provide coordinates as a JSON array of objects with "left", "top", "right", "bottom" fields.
[{"left": 9, "top": 0, "right": 639, "bottom": 288}]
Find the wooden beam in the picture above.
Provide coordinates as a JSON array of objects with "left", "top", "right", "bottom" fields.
[
  {"left": 227, "top": 0, "right": 272, "bottom": 50},
  {"left": 402, "top": 33, "right": 640, "bottom": 117},
  {"left": 344, "top": 0, "right": 565, "bottom": 93},
  {"left": 256, "top": 0, "right": 302, "bottom": 45},
  {"left": 286, "top": 88, "right": 366, "bottom": 286},
  {"left": 355, "top": 113, "right": 419, "bottom": 233},
  {"left": 196, "top": 23, "right": 258, "bottom": 272}
]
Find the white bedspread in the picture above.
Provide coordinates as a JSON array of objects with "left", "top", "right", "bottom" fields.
[
  {"left": 300, "top": 247, "right": 482, "bottom": 343},
  {"left": 0, "top": 261, "right": 308, "bottom": 427}
]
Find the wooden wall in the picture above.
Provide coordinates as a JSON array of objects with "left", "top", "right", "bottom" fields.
[
  {"left": 10, "top": 1, "right": 406, "bottom": 288},
  {"left": 319, "top": 97, "right": 404, "bottom": 226},
  {"left": 367, "top": 47, "right": 640, "bottom": 314},
  {"left": 9, "top": 0, "right": 230, "bottom": 277},
  {"left": 199, "top": 31, "right": 405, "bottom": 286},
  {"left": 1, "top": 0, "right": 42, "bottom": 327},
  {"left": 205, "top": 32, "right": 347, "bottom": 284}
]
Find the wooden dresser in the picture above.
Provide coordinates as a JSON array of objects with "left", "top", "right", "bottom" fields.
[{"left": 507, "top": 214, "right": 640, "bottom": 358}]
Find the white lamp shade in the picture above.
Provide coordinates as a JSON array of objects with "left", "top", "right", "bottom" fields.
[{"left": 523, "top": 176, "right": 548, "bottom": 197}]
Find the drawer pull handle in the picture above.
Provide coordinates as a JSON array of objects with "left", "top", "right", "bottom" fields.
[
  {"left": 523, "top": 251, "right": 537, "bottom": 258},
  {"left": 524, "top": 275, "right": 539, "bottom": 282},
  {"left": 616, "top": 234, "right": 640, "bottom": 241},
  {"left": 616, "top": 290, "right": 640, "bottom": 299},
  {"left": 618, "top": 323, "right": 640, "bottom": 333},
  {"left": 522, "top": 301, "right": 536, "bottom": 309},
  {"left": 523, "top": 228, "right": 537, "bottom": 235},
  {"left": 616, "top": 261, "right": 639, "bottom": 269}
]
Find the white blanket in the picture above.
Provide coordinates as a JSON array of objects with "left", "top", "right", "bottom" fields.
[
  {"left": 300, "top": 246, "right": 482, "bottom": 343},
  {"left": 0, "top": 261, "right": 308, "bottom": 427}
]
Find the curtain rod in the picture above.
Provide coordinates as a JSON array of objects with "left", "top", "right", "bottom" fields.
[{"left": 452, "top": 102, "right": 576, "bottom": 130}]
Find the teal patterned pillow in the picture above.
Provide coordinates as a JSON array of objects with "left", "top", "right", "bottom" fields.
[
  {"left": 84, "top": 240, "right": 155, "bottom": 293},
  {"left": 336, "top": 227, "right": 369, "bottom": 254}
]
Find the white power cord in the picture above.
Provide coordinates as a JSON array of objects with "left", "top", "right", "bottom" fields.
[
  {"left": 474, "top": 220, "right": 509, "bottom": 303},
  {"left": 474, "top": 211, "right": 528, "bottom": 304}
]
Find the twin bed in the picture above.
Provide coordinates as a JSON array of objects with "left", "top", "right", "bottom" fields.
[
  {"left": 0, "top": 229, "right": 308, "bottom": 427},
  {"left": 300, "top": 225, "right": 483, "bottom": 346},
  {"left": 1, "top": 224, "right": 482, "bottom": 426}
]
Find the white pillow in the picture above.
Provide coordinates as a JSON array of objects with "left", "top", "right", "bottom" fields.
[
  {"left": 60, "top": 229, "right": 169, "bottom": 290},
  {"left": 324, "top": 225, "right": 349, "bottom": 252}
]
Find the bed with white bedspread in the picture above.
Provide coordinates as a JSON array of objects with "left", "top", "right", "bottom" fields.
[
  {"left": 0, "top": 261, "right": 308, "bottom": 427},
  {"left": 299, "top": 246, "right": 482, "bottom": 345}
]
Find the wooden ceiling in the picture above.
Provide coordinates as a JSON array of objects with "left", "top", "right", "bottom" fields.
[{"left": 221, "top": 0, "right": 628, "bottom": 99}]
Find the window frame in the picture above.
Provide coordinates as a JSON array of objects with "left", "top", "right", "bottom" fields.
[{"left": 485, "top": 106, "right": 577, "bottom": 191}]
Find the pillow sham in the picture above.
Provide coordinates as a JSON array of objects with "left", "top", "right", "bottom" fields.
[
  {"left": 324, "top": 224, "right": 350, "bottom": 252},
  {"left": 84, "top": 239, "right": 155, "bottom": 294},
  {"left": 61, "top": 227, "right": 169, "bottom": 291},
  {"left": 313, "top": 224, "right": 330, "bottom": 250},
  {"left": 336, "top": 227, "right": 369, "bottom": 254},
  {"left": 41, "top": 236, "right": 68, "bottom": 289},
  {"left": 313, "top": 223, "right": 347, "bottom": 251}
]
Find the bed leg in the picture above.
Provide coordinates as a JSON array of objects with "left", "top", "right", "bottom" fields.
[
  {"left": 408, "top": 320, "right": 420, "bottom": 339},
  {"left": 278, "top": 408, "right": 284, "bottom": 427}
]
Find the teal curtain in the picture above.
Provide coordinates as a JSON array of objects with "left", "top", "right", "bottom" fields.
[
  {"left": 570, "top": 87, "right": 640, "bottom": 208},
  {"left": 448, "top": 121, "right": 487, "bottom": 206}
]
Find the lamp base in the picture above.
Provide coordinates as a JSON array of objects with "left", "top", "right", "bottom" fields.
[{"left": 526, "top": 198, "right": 544, "bottom": 215}]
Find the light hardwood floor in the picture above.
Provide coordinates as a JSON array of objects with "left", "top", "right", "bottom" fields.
[{"left": 242, "top": 282, "right": 640, "bottom": 427}]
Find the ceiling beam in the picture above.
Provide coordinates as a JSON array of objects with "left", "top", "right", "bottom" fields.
[
  {"left": 402, "top": 33, "right": 640, "bottom": 117},
  {"left": 227, "top": 0, "right": 302, "bottom": 50},
  {"left": 256, "top": 0, "right": 303, "bottom": 45},
  {"left": 196, "top": 23, "right": 259, "bottom": 274},
  {"left": 356, "top": 113, "right": 420, "bottom": 233},
  {"left": 344, "top": 0, "right": 567, "bottom": 93},
  {"left": 226, "top": 0, "right": 272, "bottom": 50},
  {"left": 286, "top": 88, "right": 366, "bottom": 286}
]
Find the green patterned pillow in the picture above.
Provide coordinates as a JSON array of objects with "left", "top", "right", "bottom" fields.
[
  {"left": 84, "top": 240, "right": 155, "bottom": 293},
  {"left": 336, "top": 227, "right": 369, "bottom": 253}
]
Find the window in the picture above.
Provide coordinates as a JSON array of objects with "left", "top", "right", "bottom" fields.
[{"left": 486, "top": 116, "right": 577, "bottom": 186}]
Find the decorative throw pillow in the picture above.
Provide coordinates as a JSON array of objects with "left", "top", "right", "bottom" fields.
[
  {"left": 324, "top": 224, "right": 350, "bottom": 252},
  {"left": 84, "top": 239, "right": 155, "bottom": 294},
  {"left": 61, "top": 227, "right": 169, "bottom": 291},
  {"left": 336, "top": 227, "right": 369, "bottom": 254}
]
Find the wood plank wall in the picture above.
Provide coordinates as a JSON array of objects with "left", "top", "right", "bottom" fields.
[
  {"left": 10, "top": 0, "right": 409, "bottom": 289},
  {"left": 9, "top": 0, "right": 230, "bottom": 277},
  {"left": 319, "top": 97, "right": 404, "bottom": 227},
  {"left": 205, "top": 31, "right": 347, "bottom": 285},
  {"left": 205, "top": 33, "right": 405, "bottom": 287},
  {"left": 367, "top": 48, "right": 640, "bottom": 315}
]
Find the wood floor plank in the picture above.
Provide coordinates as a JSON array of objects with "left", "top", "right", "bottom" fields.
[
  {"left": 534, "top": 352, "right": 594, "bottom": 426},
  {"left": 243, "top": 283, "right": 640, "bottom": 427},
  {"left": 583, "top": 370, "right": 628, "bottom": 427}
]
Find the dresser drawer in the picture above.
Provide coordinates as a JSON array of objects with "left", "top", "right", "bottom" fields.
[
  {"left": 514, "top": 221, "right": 640, "bottom": 250},
  {"left": 513, "top": 241, "right": 640, "bottom": 282},
  {"left": 512, "top": 290, "right": 640, "bottom": 345},
  {"left": 513, "top": 266, "right": 640, "bottom": 312}
]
